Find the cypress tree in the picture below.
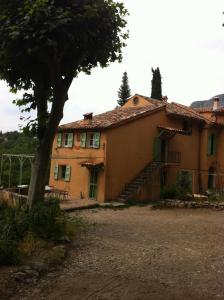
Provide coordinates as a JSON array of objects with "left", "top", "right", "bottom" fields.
[
  {"left": 117, "top": 72, "right": 131, "bottom": 106},
  {"left": 151, "top": 67, "right": 162, "bottom": 100}
]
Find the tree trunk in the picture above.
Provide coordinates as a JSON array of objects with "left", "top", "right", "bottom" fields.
[
  {"left": 27, "top": 75, "right": 73, "bottom": 208},
  {"left": 28, "top": 139, "right": 52, "bottom": 207},
  {"left": 28, "top": 99, "right": 65, "bottom": 207}
]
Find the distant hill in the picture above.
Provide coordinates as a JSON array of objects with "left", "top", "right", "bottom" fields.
[{"left": 190, "top": 94, "right": 224, "bottom": 108}]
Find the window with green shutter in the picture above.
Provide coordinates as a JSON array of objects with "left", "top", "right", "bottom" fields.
[
  {"left": 80, "top": 133, "right": 87, "bottom": 148},
  {"left": 207, "top": 133, "right": 217, "bottom": 155},
  {"left": 65, "top": 166, "right": 71, "bottom": 182},
  {"left": 85, "top": 132, "right": 101, "bottom": 148},
  {"left": 67, "top": 133, "right": 73, "bottom": 147},
  {"left": 56, "top": 165, "right": 71, "bottom": 181},
  {"left": 63, "top": 133, "right": 73, "bottom": 147},
  {"left": 54, "top": 165, "right": 59, "bottom": 180},
  {"left": 213, "top": 135, "right": 217, "bottom": 154},
  {"left": 93, "top": 132, "right": 100, "bottom": 148},
  {"left": 57, "top": 133, "right": 62, "bottom": 147}
]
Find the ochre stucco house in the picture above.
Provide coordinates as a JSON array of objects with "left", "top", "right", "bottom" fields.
[{"left": 49, "top": 94, "right": 224, "bottom": 202}]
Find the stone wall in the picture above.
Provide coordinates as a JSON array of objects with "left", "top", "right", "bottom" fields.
[{"left": 156, "top": 199, "right": 224, "bottom": 210}]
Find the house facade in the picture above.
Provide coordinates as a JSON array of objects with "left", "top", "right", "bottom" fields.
[{"left": 49, "top": 94, "right": 224, "bottom": 202}]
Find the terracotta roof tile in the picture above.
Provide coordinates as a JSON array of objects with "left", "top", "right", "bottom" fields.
[
  {"left": 166, "top": 102, "right": 209, "bottom": 122},
  {"left": 136, "top": 94, "right": 209, "bottom": 122},
  {"left": 195, "top": 107, "right": 224, "bottom": 114},
  {"left": 157, "top": 126, "right": 189, "bottom": 135},
  {"left": 59, "top": 103, "right": 165, "bottom": 131},
  {"left": 135, "top": 94, "right": 164, "bottom": 105},
  {"left": 60, "top": 95, "right": 210, "bottom": 131}
]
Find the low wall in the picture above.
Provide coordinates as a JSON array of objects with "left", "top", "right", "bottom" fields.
[
  {"left": 155, "top": 199, "right": 224, "bottom": 210},
  {"left": 0, "top": 188, "right": 28, "bottom": 207}
]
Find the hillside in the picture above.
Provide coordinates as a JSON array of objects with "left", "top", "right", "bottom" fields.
[{"left": 190, "top": 94, "right": 224, "bottom": 108}]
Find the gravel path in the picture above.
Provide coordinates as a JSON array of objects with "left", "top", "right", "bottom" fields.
[{"left": 11, "top": 206, "right": 224, "bottom": 300}]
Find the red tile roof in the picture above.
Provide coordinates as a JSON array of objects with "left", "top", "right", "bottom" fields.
[
  {"left": 59, "top": 95, "right": 210, "bottom": 131},
  {"left": 137, "top": 95, "right": 209, "bottom": 122},
  {"left": 166, "top": 102, "right": 208, "bottom": 122},
  {"left": 59, "top": 103, "right": 165, "bottom": 131},
  {"left": 134, "top": 94, "right": 164, "bottom": 105}
]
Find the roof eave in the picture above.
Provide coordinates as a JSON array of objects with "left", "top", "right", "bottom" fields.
[
  {"left": 166, "top": 112, "right": 205, "bottom": 123},
  {"left": 58, "top": 105, "right": 166, "bottom": 132}
]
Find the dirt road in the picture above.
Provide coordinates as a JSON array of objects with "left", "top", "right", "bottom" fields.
[{"left": 11, "top": 206, "right": 224, "bottom": 300}]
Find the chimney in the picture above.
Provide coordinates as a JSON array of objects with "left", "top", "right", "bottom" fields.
[
  {"left": 162, "top": 96, "right": 168, "bottom": 102},
  {"left": 83, "top": 112, "right": 93, "bottom": 120},
  {"left": 213, "top": 97, "right": 219, "bottom": 111}
]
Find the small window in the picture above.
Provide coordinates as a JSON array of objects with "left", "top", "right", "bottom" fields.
[
  {"left": 63, "top": 134, "right": 69, "bottom": 147},
  {"left": 82, "top": 132, "right": 100, "bottom": 149},
  {"left": 133, "top": 97, "right": 139, "bottom": 105},
  {"left": 207, "top": 133, "right": 217, "bottom": 155},
  {"left": 86, "top": 133, "right": 94, "bottom": 148},
  {"left": 182, "top": 119, "right": 192, "bottom": 133},
  {"left": 63, "top": 133, "right": 73, "bottom": 147},
  {"left": 59, "top": 165, "right": 67, "bottom": 180},
  {"left": 55, "top": 165, "right": 71, "bottom": 181}
]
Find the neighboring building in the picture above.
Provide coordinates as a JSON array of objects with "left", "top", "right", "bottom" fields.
[{"left": 49, "top": 94, "right": 224, "bottom": 202}]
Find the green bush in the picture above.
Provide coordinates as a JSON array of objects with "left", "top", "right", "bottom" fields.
[
  {"left": 0, "top": 203, "right": 28, "bottom": 265},
  {"left": 0, "top": 238, "right": 20, "bottom": 265},
  {"left": 29, "top": 199, "right": 66, "bottom": 240},
  {"left": 160, "top": 184, "right": 180, "bottom": 199},
  {"left": 176, "top": 171, "right": 192, "bottom": 194},
  {"left": 0, "top": 199, "right": 83, "bottom": 265}
]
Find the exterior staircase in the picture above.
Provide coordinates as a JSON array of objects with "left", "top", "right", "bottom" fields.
[{"left": 117, "top": 161, "right": 164, "bottom": 203}]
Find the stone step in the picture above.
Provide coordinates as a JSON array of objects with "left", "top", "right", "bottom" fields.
[{"left": 117, "top": 161, "right": 164, "bottom": 203}]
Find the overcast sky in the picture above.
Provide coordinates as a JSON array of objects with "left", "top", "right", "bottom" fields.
[{"left": 1, "top": 0, "right": 224, "bottom": 132}]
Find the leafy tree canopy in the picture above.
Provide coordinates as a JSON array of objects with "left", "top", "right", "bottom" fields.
[
  {"left": 0, "top": 0, "right": 128, "bottom": 205},
  {"left": 0, "top": 0, "right": 128, "bottom": 135}
]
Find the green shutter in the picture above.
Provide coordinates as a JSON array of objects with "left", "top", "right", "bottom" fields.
[
  {"left": 153, "top": 137, "right": 161, "bottom": 161},
  {"left": 213, "top": 135, "right": 217, "bottom": 155},
  {"left": 54, "top": 165, "right": 59, "bottom": 180},
  {"left": 207, "top": 133, "right": 212, "bottom": 155},
  {"left": 93, "top": 132, "right": 100, "bottom": 149},
  {"left": 80, "top": 133, "right": 86, "bottom": 148},
  {"left": 57, "top": 133, "right": 62, "bottom": 147},
  {"left": 65, "top": 166, "right": 71, "bottom": 182},
  {"left": 68, "top": 133, "right": 74, "bottom": 147}
]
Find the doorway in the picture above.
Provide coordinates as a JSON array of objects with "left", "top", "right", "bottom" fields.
[
  {"left": 161, "top": 139, "right": 167, "bottom": 162},
  {"left": 208, "top": 167, "right": 215, "bottom": 189},
  {"left": 89, "top": 168, "right": 98, "bottom": 199},
  {"left": 153, "top": 137, "right": 167, "bottom": 162}
]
